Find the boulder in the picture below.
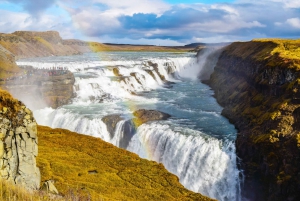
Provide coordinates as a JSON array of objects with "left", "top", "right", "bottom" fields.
[
  {"left": 101, "top": 114, "right": 124, "bottom": 138},
  {"left": 42, "top": 180, "right": 59, "bottom": 194},
  {"left": 133, "top": 109, "right": 171, "bottom": 127}
]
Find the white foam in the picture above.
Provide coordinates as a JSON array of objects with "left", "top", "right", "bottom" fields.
[{"left": 127, "top": 122, "right": 241, "bottom": 201}]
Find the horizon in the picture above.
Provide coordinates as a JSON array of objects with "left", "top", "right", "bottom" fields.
[{"left": 0, "top": 0, "right": 299, "bottom": 46}]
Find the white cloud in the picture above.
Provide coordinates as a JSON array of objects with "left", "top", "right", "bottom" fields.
[
  {"left": 270, "top": 0, "right": 300, "bottom": 8},
  {"left": 92, "top": 0, "right": 170, "bottom": 16},
  {"left": 286, "top": 18, "right": 300, "bottom": 29}
]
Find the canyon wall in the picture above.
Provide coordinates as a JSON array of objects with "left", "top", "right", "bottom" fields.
[
  {"left": 0, "top": 89, "right": 40, "bottom": 189},
  {"left": 207, "top": 40, "right": 300, "bottom": 201},
  {"left": 2, "top": 69, "right": 75, "bottom": 109},
  {"left": 0, "top": 44, "right": 21, "bottom": 79}
]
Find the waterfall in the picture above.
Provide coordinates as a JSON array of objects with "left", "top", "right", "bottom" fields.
[
  {"left": 25, "top": 51, "right": 241, "bottom": 201},
  {"left": 127, "top": 122, "right": 241, "bottom": 201}
]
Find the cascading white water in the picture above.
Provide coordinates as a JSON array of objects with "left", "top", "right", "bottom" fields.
[
  {"left": 127, "top": 122, "right": 241, "bottom": 201},
  {"left": 110, "top": 120, "right": 126, "bottom": 147},
  {"left": 20, "top": 51, "right": 241, "bottom": 201}
]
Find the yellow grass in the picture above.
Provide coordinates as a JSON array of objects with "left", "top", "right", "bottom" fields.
[
  {"left": 37, "top": 126, "right": 214, "bottom": 201},
  {"left": 252, "top": 39, "right": 300, "bottom": 69}
]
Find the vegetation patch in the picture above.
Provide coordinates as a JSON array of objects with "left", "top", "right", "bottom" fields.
[{"left": 37, "top": 126, "right": 214, "bottom": 201}]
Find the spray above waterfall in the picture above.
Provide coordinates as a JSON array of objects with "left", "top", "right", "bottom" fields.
[{"left": 18, "top": 51, "right": 241, "bottom": 201}]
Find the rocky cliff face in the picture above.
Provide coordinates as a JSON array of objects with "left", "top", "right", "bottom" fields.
[
  {"left": 2, "top": 69, "right": 75, "bottom": 109},
  {"left": 0, "top": 44, "right": 21, "bottom": 79},
  {"left": 0, "top": 31, "right": 81, "bottom": 59},
  {"left": 0, "top": 89, "right": 40, "bottom": 189},
  {"left": 207, "top": 40, "right": 300, "bottom": 201}
]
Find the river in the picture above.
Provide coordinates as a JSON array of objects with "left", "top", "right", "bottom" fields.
[{"left": 17, "top": 51, "right": 242, "bottom": 201}]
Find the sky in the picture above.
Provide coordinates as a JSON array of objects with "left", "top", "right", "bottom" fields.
[{"left": 0, "top": 0, "right": 299, "bottom": 46}]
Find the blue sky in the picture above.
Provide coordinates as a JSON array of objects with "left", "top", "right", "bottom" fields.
[{"left": 0, "top": 0, "right": 299, "bottom": 45}]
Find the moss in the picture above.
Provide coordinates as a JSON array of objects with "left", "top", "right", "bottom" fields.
[
  {"left": 296, "top": 133, "right": 300, "bottom": 147},
  {"left": 270, "top": 111, "right": 281, "bottom": 120}
]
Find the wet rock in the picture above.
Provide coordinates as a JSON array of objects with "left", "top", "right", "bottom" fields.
[
  {"left": 133, "top": 109, "right": 171, "bottom": 127},
  {"left": 102, "top": 114, "right": 124, "bottom": 138},
  {"left": 207, "top": 41, "right": 300, "bottom": 201}
]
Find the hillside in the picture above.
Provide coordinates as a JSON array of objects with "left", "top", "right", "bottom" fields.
[
  {"left": 0, "top": 31, "right": 193, "bottom": 59},
  {"left": 207, "top": 39, "right": 300, "bottom": 201},
  {"left": 0, "top": 44, "right": 21, "bottom": 79},
  {"left": 37, "top": 126, "right": 213, "bottom": 200}
]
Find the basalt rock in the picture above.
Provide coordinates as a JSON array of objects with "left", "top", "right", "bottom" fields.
[
  {"left": 207, "top": 40, "right": 300, "bottom": 201},
  {"left": 133, "top": 109, "right": 171, "bottom": 127},
  {"left": 2, "top": 69, "right": 75, "bottom": 109},
  {"left": 0, "top": 89, "right": 40, "bottom": 189},
  {"left": 102, "top": 114, "right": 124, "bottom": 138}
]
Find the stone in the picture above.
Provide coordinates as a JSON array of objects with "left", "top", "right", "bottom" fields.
[
  {"left": 132, "top": 109, "right": 171, "bottom": 127},
  {"left": 6, "top": 149, "right": 12, "bottom": 158},
  {"left": 24, "top": 115, "right": 31, "bottom": 120},
  {"left": 5, "top": 135, "right": 12, "bottom": 148},
  {"left": 16, "top": 126, "right": 25, "bottom": 134},
  {"left": 25, "top": 139, "right": 35, "bottom": 153},
  {"left": 24, "top": 108, "right": 31, "bottom": 115},
  {"left": 27, "top": 122, "right": 37, "bottom": 138},
  {"left": 0, "top": 132, "right": 5, "bottom": 139},
  {"left": 21, "top": 132, "right": 29, "bottom": 141},
  {"left": 0, "top": 141, "right": 4, "bottom": 158},
  {"left": 101, "top": 114, "right": 124, "bottom": 138},
  {"left": 42, "top": 180, "right": 59, "bottom": 194}
]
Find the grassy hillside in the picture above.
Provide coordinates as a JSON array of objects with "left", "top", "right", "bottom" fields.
[
  {"left": 37, "top": 126, "right": 213, "bottom": 201},
  {"left": 227, "top": 39, "right": 300, "bottom": 69}
]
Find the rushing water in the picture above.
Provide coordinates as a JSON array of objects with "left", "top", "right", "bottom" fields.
[{"left": 17, "top": 51, "right": 242, "bottom": 201}]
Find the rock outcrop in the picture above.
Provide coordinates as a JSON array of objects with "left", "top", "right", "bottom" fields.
[
  {"left": 102, "top": 109, "right": 171, "bottom": 148},
  {"left": 101, "top": 114, "right": 124, "bottom": 138},
  {"left": 133, "top": 109, "right": 171, "bottom": 127},
  {"left": 207, "top": 40, "right": 300, "bottom": 201},
  {"left": 0, "top": 44, "right": 21, "bottom": 79},
  {"left": 0, "top": 89, "right": 40, "bottom": 189},
  {"left": 2, "top": 68, "right": 75, "bottom": 109},
  {"left": 0, "top": 31, "right": 81, "bottom": 59}
]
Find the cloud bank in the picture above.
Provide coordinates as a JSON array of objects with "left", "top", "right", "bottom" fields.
[{"left": 0, "top": 0, "right": 299, "bottom": 44}]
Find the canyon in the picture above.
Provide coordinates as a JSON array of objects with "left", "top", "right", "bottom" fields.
[{"left": 0, "top": 30, "right": 299, "bottom": 201}]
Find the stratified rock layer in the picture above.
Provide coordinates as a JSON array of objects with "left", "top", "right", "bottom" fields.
[
  {"left": 207, "top": 40, "right": 300, "bottom": 201},
  {"left": 2, "top": 69, "right": 75, "bottom": 109},
  {"left": 0, "top": 89, "right": 40, "bottom": 189}
]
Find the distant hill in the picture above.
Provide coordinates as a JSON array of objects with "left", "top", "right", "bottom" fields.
[
  {"left": 185, "top": 42, "right": 231, "bottom": 48},
  {"left": 0, "top": 31, "right": 195, "bottom": 60}
]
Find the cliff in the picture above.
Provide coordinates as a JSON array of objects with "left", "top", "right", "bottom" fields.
[
  {"left": 0, "top": 31, "right": 81, "bottom": 59},
  {"left": 0, "top": 44, "right": 21, "bottom": 79},
  {"left": 2, "top": 68, "right": 75, "bottom": 109},
  {"left": 0, "top": 89, "right": 40, "bottom": 189},
  {"left": 207, "top": 39, "right": 300, "bottom": 201}
]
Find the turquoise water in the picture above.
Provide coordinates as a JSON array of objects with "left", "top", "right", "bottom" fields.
[{"left": 18, "top": 51, "right": 241, "bottom": 201}]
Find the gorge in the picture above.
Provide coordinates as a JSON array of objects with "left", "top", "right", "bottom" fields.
[{"left": 0, "top": 31, "right": 299, "bottom": 201}]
